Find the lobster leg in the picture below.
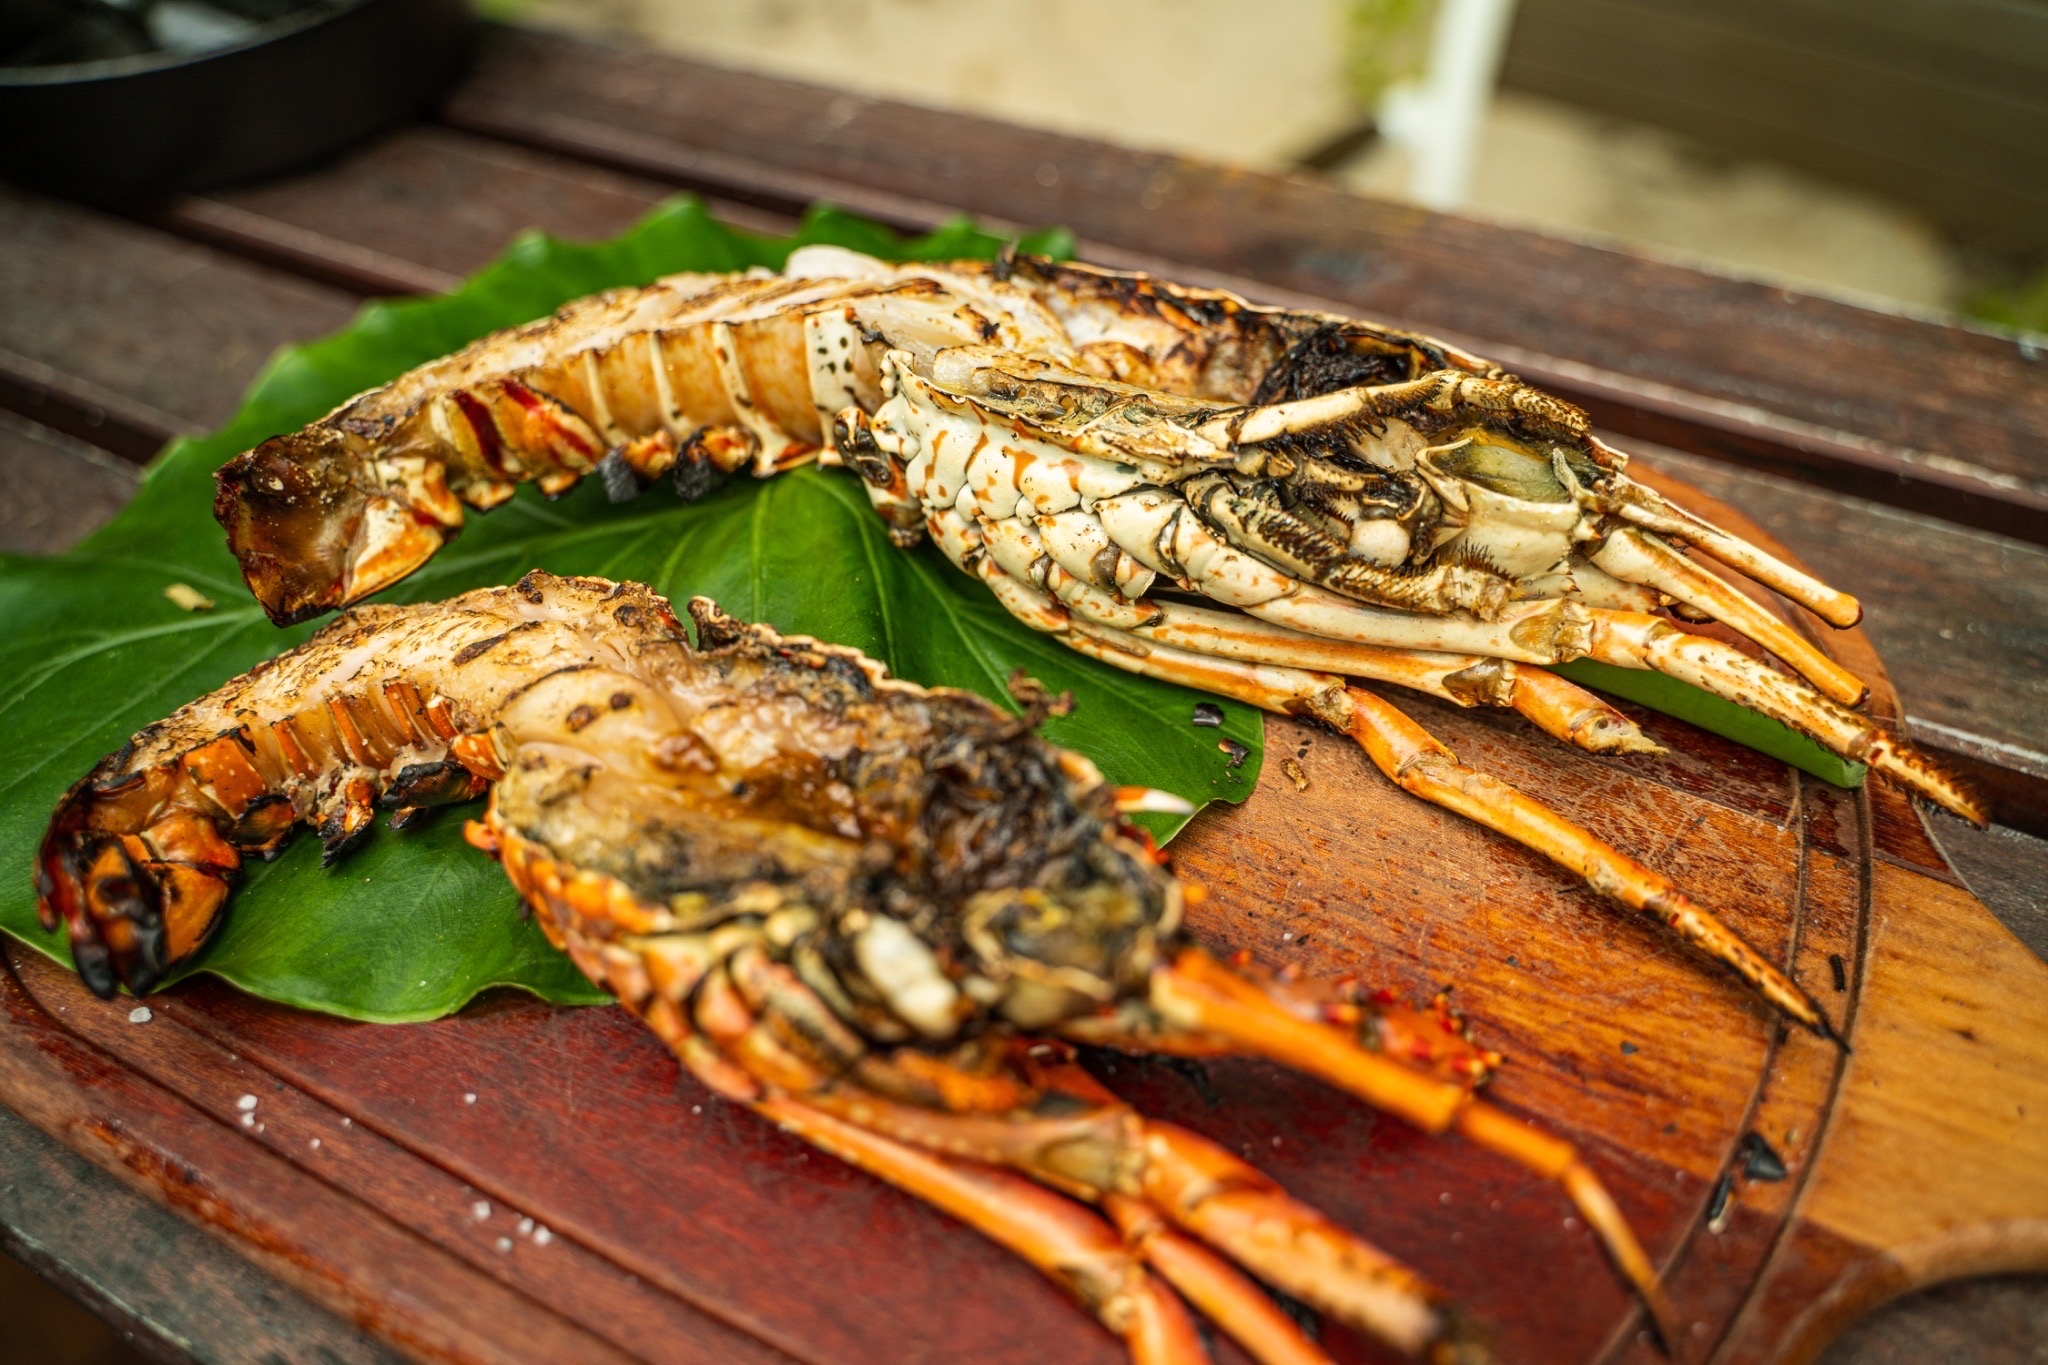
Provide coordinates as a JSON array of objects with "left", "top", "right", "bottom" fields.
[
  {"left": 756, "top": 1097, "right": 1209, "bottom": 1365},
  {"left": 1128, "top": 948, "right": 1677, "bottom": 1351},
  {"left": 1579, "top": 609, "right": 1980, "bottom": 820},
  {"left": 1036, "top": 569, "right": 1657, "bottom": 759},
  {"left": 793, "top": 1074, "right": 1467, "bottom": 1362},
  {"left": 1311, "top": 683, "right": 1833, "bottom": 1038},
  {"left": 664, "top": 958, "right": 1211, "bottom": 1365},
  {"left": 1033, "top": 1058, "right": 1481, "bottom": 1365},
  {"left": 1101, "top": 1195, "right": 1336, "bottom": 1365},
  {"left": 1598, "top": 468, "right": 1863, "bottom": 628},
  {"left": 1025, "top": 597, "right": 1832, "bottom": 1040},
  {"left": 1587, "top": 528, "right": 1866, "bottom": 706},
  {"left": 691, "top": 951, "right": 1451, "bottom": 1361},
  {"left": 1248, "top": 584, "right": 1975, "bottom": 820},
  {"left": 1506, "top": 665, "right": 1664, "bottom": 757}
]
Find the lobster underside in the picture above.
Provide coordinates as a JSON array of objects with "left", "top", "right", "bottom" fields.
[
  {"left": 40, "top": 573, "right": 1676, "bottom": 1365},
  {"left": 207, "top": 246, "right": 1978, "bottom": 1040}
]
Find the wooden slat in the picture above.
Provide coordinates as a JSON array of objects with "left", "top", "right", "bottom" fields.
[
  {"left": 1930, "top": 822, "right": 2048, "bottom": 963},
  {"left": 0, "top": 187, "right": 357, "bottom": 444},
  {"left": 439, "top": 25, "right": 2048, "bottom": 544},
  {"left": 0, "top": 1101, "right": 403, "bottom": 1365},
  {"left": 0, "top": 414, "right": 141, "bottom": 556},
  {"left": 163, "top": 126, "right": 799, "bottom": 297},
  {"left": 1501, "top": 0, "right": 2048, "bottom": 251},
  {"left": 0, "top": 344, "right": 197, "bottom": 464},
  {"left": 156, "top": 198, "right": 464, "bottom": 299}
]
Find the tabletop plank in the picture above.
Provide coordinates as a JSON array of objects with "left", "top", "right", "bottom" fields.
[
  {"left": 0, "top": 414, "right": 140, "bottom": 557},
  {"left": 156, "top": 127, "right": 788, "bottom": 297},
  {"left": 442, "top": 25, "right": 2048, "bottom": 543},
  {"left": 0, "top": 1100, "right": 405, "bottom": 1365},
  {"left": 0, "top": 187, "right": 358, "bottom": 437}
]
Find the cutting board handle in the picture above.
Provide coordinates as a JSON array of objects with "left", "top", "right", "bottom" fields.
[{"left": 1722, "top": 846, "right": 2048, "bottom": 1362}]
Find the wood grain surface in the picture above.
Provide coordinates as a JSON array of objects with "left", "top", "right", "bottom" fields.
[{"left": 2, "top": 25, "right": 2045, "bottom": 1364}]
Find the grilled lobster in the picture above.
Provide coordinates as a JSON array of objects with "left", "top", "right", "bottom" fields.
[
  {"left": 210, "top": 248, "right": 1974, "bottom": 1038},
  {"left": 39, "top": 571, "right": 1683, "bottom": 1364}
]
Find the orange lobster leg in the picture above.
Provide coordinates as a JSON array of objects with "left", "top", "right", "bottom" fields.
[
  {"left": 1146, "top": 948, "right": 1676, "bottom": 1349},
  {"left": 1043, "top": 602, "right": 1827, "bottom": 1039},
  {"left": 1503, "top": 665, "right": 1663, "bottom": 757},
  {"left": 755, "top": 1095, "right": 1208, "bottom": 1365},
  {"left": 1103, "top": 1194, "right": 1334, "bottom": 1365},
  {"left": 674, "top": 966, "right": 1208, "bottom": 1364},
  {"left": 1038, "top": 1060, "right": 1473, "bottom": 1364},
  {"left": 1313, "top": 684, "right": 1831, "bottom": 1039}
]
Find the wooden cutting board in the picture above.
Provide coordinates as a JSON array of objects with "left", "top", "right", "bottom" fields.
[{"left": 2, "top": 462, "right": 2043, "bottom": 1365}]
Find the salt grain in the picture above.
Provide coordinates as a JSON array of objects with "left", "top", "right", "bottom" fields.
[
  {"left": 240, "top": 1113, "right": 254, "bottom": 1128},
  {"left": 495, "top": 1237, "right": 513, "bottom": 1253},
  {"left": 237, "top": 1094, "right": 259, "bottom": 1111},
  {"left": 128, "top": 1006, "right": 153, "bottom": 1023},
  {"left": 464, "top": 1093, "right": 477, "bottom": 1104},
  {"left": 341, "top": 1118, "right": 352, "bottom": 1128},
  {"left": 472, "top": 1200, "right": 491, "bottom": 1222},
  {"left": 518, "top": 1218, "right": 533, "bottom": 1235},
  {"left": 533, "top": 1226, "right": 553, "bottom": 1247},
  {"left": 691, "top": 1105, "right": 702, "bottom": 1114},
  {"left": 310, "top": 1138, "right": 322, "bottom": 1150}
]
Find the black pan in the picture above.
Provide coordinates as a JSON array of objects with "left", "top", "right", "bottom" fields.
[{"left": 0, "top": 0, "right": 475, "bottom": 207}]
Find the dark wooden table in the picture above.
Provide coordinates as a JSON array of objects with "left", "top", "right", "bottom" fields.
[{"left": 3, "top": 23, "right": 2045, "bottom": 1365}]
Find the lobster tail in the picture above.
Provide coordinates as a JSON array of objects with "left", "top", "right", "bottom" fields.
[{"left": 37, "top": 760, "right": 252, "bottom": 996}]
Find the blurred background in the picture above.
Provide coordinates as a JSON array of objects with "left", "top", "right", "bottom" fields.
[{"left": 497, "top": 0, "right": 2048, "bottom": 332}]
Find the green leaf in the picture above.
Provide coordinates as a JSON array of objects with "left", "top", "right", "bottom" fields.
[
  {"left": 0, "top": 198, "right": 1260, "bottom": 1022},
  {"left": 1550, "top": 659, "right": 1867, "bottom": 789}
]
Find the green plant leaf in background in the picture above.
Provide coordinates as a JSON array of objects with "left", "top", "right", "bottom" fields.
[{"left": 0, "top": 199, "right": 1243, "bottom": 1023}]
